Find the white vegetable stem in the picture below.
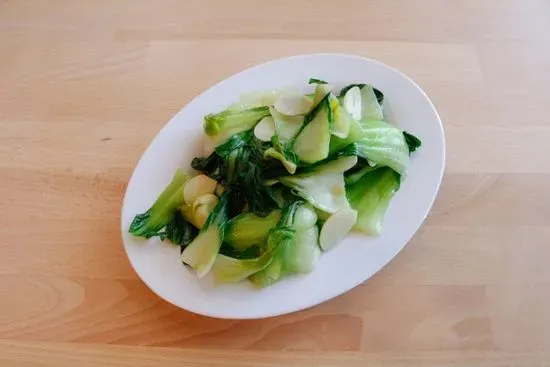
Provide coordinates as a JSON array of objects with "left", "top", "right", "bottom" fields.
[
  {"left": 361, "top": 85, "right": 384, "bottom": 120},
  {"left": 180, "top": 224, "right": 221, "bottom": 278}
]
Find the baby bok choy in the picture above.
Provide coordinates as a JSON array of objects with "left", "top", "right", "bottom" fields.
[
  {"left": 355, "top": 119, "right": 411, "bottom": 175},
  {"left": 279, "top": 146, "right": 358, "bottom": 214},
  {"left": 211, "top": 201, "right": 321, "bottom": 286},
  {"left": 158, "top": 211, "right": 198, "bottom": 248},
  {"left": 292, "top": 85, "right": 332, "bottom": 164},
  {"left": 224, "top": 210, "right": 282, "bottom": 251},
  {"left": 248, "top": 201, "right": 320, "bottom": 287},
  {"left": 346, "top": 167, "right": 400, "bottom": 236},
  {"left": 129, "top": 169, "right": 189, "bottom": 238},
  {"left": 181, "top": 192, "right": 229, "bottom": 278},
  {"left": 204, "top": 106, "right": 270, "bottom": 146}
]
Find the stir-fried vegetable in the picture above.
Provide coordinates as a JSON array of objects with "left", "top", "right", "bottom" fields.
[
  {"left": 328, "top": 116, "right": 364, "bottom": 154},
  {"left": 404, "top": 131, "right": 422, "bottom": 153},
  {"left": 249, "top": 202, "right": 321, "bottom": 287},
  {"left": 128, "top": 78, "right": 422, "bottom": 288},
  {"left": 212, "top": 252, "right": 273, "bottom": 283},
  {"left": 346, "top": 167, "right": 400, "bottom": 236},
  {"left": 355, "top": 119, "right": 411, "bottom": 175},
  {"left": 279, "top": 154, "right": 357, "bottom": 213},
  {"left": 360, "top": 85, "right": 384, "bottom": 121},
  {"left": 224, "top": 210, "right": 281, "bottom": 250},
  {"left": 192, "top": 132, "right": 281, "bottom": 217},
  {"left": 292, "top": 94, "right": 331, "bottom": 164},
  {"left": 329, "top": 95, "right": 352, "bottom": 138},
  {"left": 159, "top": 211, "right": 198, "bottom": 248},
  {"left": 181, "top": 193, "right": 229, "bottom": 277},
  {"left": 129, "top": 169, "right": 190, "bottom": 238},
  {"left": 204, "top": 106, "right": 270, "bottom": 146},
  {"left": 254, "top": 116, "right": 276, "bottom": 142}
]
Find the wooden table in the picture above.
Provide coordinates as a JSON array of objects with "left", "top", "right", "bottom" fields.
[{"left": 2, "top": 1, "right": 550, "bottom": 365}]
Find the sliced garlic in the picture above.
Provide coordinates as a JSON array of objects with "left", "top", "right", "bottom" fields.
[
  {"left": 183, "top": 174, "right": 218, "bottom": 204},
  {"left": 319, "top": 209, "right": 358, "bottom": 251}
]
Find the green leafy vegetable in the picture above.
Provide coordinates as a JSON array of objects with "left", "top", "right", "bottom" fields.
[
  {"left": 374, "top": 89, "right": 384, "bottom": 105},
  {"left": 346, "top": 167, "right": 400, "bottom": 236},
  {"left": 249, "top": 201, "right": 320, "bottom": 287},
  {"left": 328, "top": 95, "right": 352, "bottom": 138},
  {"left": 263, "top": 106, "right": 306, "bottom": 174},
  {"left": 241, "top": 162, "right": 280, "bottom": 217},
  {"left": 301, "top": 143, "right": 358, "bottom": 173},
  {"left": 356, "top": 120, "right": 410, "bottom": 175},
  {"left": 403, "top": 131, "right": 422, "bottom": 154},
  {"left": 360, "top": 86, "right": 384, "bottom": 121},
  {"left": 219, "top": 244, "right": 262, "bottom": 259},
  {"left": 269, "top": 106, "right": 304, "bottom": 143},
  {"left": 225, "top": 210, "right": 282, "bottom": 250},
  {"left": 283, "top": 204, "right": 320, "bottom": 273},
  {"left": 279, "top": 154, "right": 357, "bottom": 213},
  {"left": 214, "top": 131, "right": 252, "bottom": 159},
  {"left": 191, "top": 156, "right": 225, "bottom": 182},
  {"left": 204, "top": 106, "right": 270, "bottom": 145},
  {"left": 344, "top": 159, "right": 377, "bottom": 186},
  {"left": 264, "top": 145, "right": 298, "bottom": 174},
  {"left": 180, "top": 192, "right": 229, "bottom": 277},
  {"left": 212, "top": 252, "right": 273, "bottom": 283},
  {"left": 329, "top": 117, "right": 364, "bottom": 154},
  {"left": 293, "top": 97, "right": 331, "bottom": 164},
  {"left": 159, "top": 211, "right": 198, "bottom": 246},
  {"left": 308, "top": 84, "right": 332, "bottom": 116},
  {"left": 129, "top": 169, "right": 189, "bottom": 238},
  {"left": 247, "top": 233, "right": 289, "bottom": 287},
  {"left": 192, "top": 132, "right": 281, "bottom": 217},
  {"left": 264, "top": 133, "right": 299, "bottom": 174},
  {"left": 308, "top": 78, "right": 328, "bottom": 84}
]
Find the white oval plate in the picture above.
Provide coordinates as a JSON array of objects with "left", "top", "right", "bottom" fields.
[{"left": 121, "top": 54, "right": 445, "bottom": 319}]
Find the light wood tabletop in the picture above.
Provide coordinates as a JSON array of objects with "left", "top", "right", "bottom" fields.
[{"left": 2, "top": 1, "right": 550, "bottom": 366}]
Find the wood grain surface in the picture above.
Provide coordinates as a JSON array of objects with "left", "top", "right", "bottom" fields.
[{"left": 2, "top": 0, "right": 550, "bottom": 365}]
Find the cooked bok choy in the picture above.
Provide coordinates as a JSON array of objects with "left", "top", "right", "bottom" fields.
[
  {"left": 181, "top": 192, "right": 229, "bottom": 278},
  {"left": 279, "top": 152, "right": 357, "bottom": 214},
  {"left": 346, "top": 167, "right": 400, "bottom": 236},
  {"left": 129, "top": 169, "right": 189, "bottom": 238},
  {"left": 248, "top": 201, "right": 321, "bottom": 287},
  {"left": 128, "top": 78, "right": 422, "bottom": 288},
  {"left": 224, "top": 210, "right": 281, "bottom": 250}
]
